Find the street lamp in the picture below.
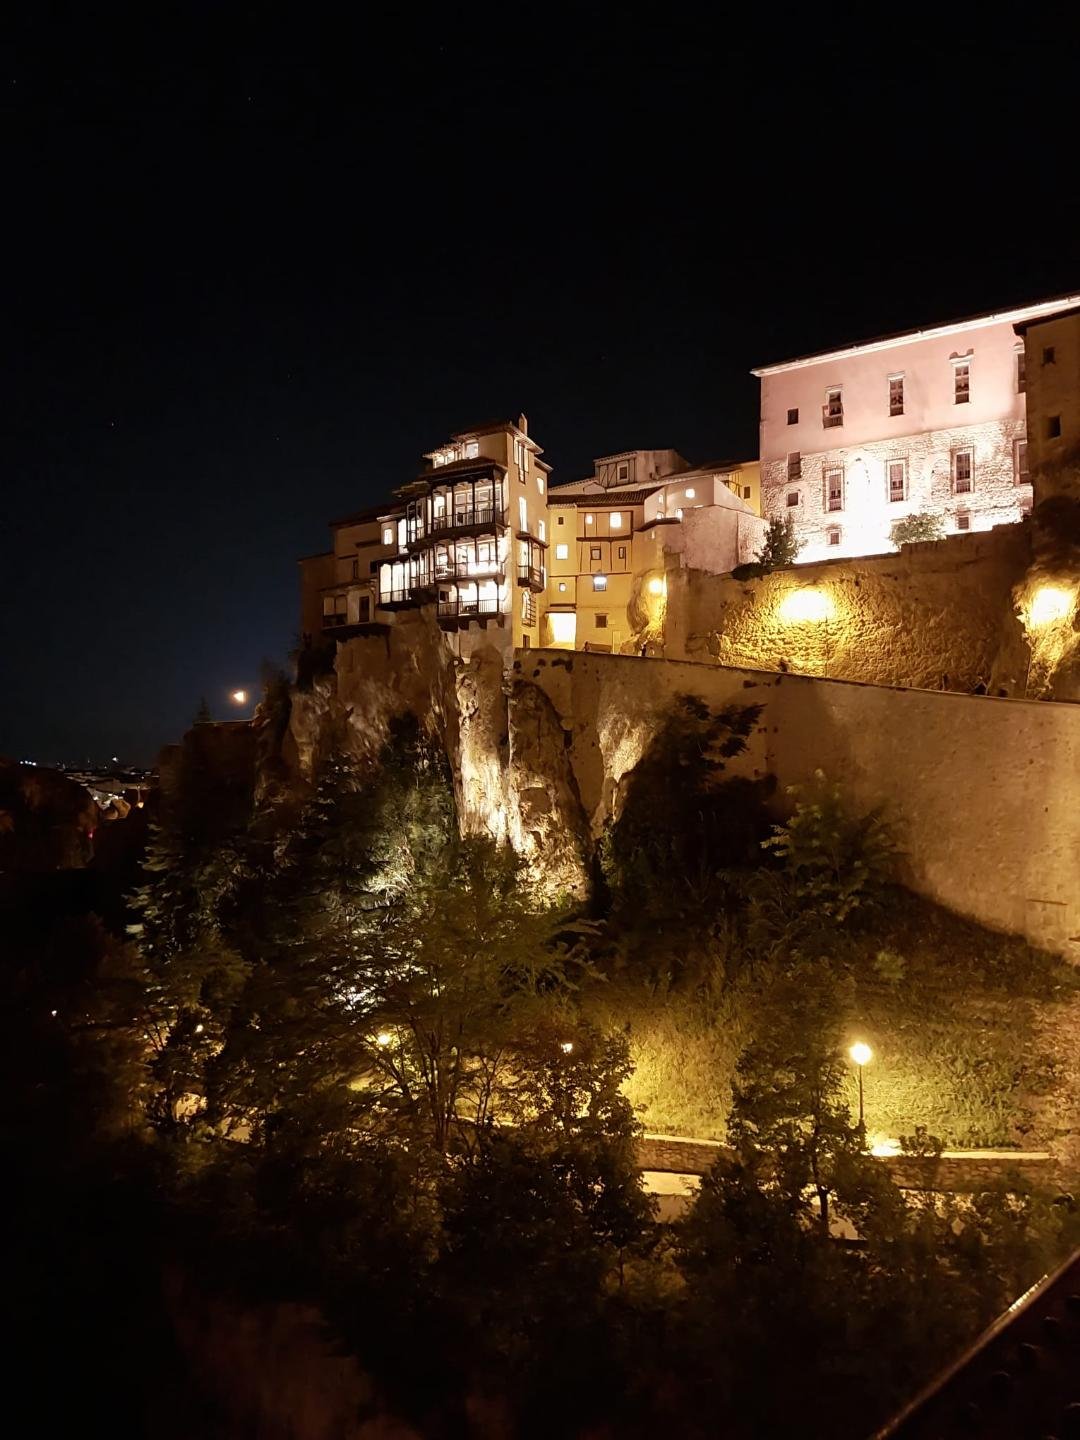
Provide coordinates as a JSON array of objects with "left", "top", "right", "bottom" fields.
[{"left": 849, "top": 1041, "right": 872, "bottom": 1145}]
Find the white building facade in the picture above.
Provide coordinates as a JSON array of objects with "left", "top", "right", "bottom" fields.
[{"left": 754, "top": 295, "right": 1080, "bottom": 562}]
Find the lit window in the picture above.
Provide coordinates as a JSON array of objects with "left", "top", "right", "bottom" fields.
[
  {"left": 786, "top": 491, "right": 799, "bottom": 507},
  {"left": 383, "top": 527, "right": 394, "bottom": 546},
  {"left": 595, "top": 613, "right": 608, "bottom": 629},
  {"left": 1043, "top": 346, "right": 1056, "bottom": 365},
  {"left": 585, "top": 513, "right": 594, "bottom": 524},
  {"left": 956, "top": 512, "right": 971, "bottom": 532},
  {"left": 825, "top": 467, "right": 844, "bottom": 512},
  {"left": 953, "top": 361, "right": 970, "bottom": 404},
  {"left": 684, "top": 488, "right": 696, "bottom": 499},
  {"left": 617, "top": 545, "right": 626, "bottom": 560},
  {"left": 1015, "top": 438, "right": 1029, "bottom": 483},
  {"left": 611, "top": 512, "right": 623, "bottom": 527},
  {"left": 558, "top": 581, "right": 567, "bottom": 592},
  {"left": 556, "top": 542, "right": 569, "bottom": 559},
  {"left": 889, "top": 375, "right": 904, "bottom": 417},
  {"left": 887, "top": 459, "right": 907, "bottom": 503},
  {"left": 823, "top": 388, "right": 843, "bottom": 427},
  {"left": 826, "top": 527, "right": 841, "bottom": 547},
  {"left": 788, "top": 452, "right": 801, "bottom": 480},
  {"left": 536, "top": 475, "right": 545, "bottom": 494},
  {"left": 675, "top": 508, "right": 684, "bottom": 520},
  {"left": 590, "top": 545, "right": 601, "bottom": 560},
  {"left": 464, "top": 440, "right": 479, "bottom": 458},
  {"left": 953, "top": 449, "right": 973, "bottom": 493},
  {"left": 787, "top": 408, "right": 799, "bottom": 425},
  {"left": 593, "top": 574, "right": 607, "bottom": 591},
  {"left": 1016, "top": 349, "right": 1026, "bottom": 393},
  {"left": 518, "top": 496, "right": 528, "bottom": 532},
  {"left": 1047, "top": 415, "right": 1062, "bottom": 438},
  {"left": 538, "top": 520, "right": 546, "bottom": 543}
]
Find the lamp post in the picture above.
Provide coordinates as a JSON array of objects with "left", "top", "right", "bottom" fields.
[{"left": 849, "top": 1041, "right": 872, "bottom": 1146}]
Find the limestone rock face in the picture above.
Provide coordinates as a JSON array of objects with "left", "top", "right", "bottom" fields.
[{"left": 506, "top": 669, "right": 589, "bottom": 898}]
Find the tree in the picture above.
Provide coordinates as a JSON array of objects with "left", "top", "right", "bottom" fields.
[
  {"left": 890, "top": 512, "right": 943, "bottom": 546},
  {"left": 756, "top": 513, "right": 801, "bottom": 569}
]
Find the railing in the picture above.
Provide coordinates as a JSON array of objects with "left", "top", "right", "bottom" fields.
[
  {"left": 517, "top": 565, "right": 545, "bottom": 588},
  {"left": 432, "top": 561, "right": 503, "bottom": 582},
  {"left": 322, "top": 613, "right": 347, "bottom": 627},
  {"left": 380, "top": 588, "right": 416, "bottom": 606},
  {"left": 430, "top": 507, "right": 502, "bottom": 533},
  {"left": 822, "top": 408, "right": 843, "bottom": 429},
  {"left": 437, "top": 597, "right": 501, "bottom": 619}
]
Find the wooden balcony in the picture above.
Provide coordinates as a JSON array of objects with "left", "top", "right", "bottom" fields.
[
  {"left": 516, "top": 564, "right": 545, "bottom": 591},
  {"left": 436, "top": 596, "right": 504, "bottom": 628}
]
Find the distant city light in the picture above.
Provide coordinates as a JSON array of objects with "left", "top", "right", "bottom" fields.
[
  {"left": 779, "top": 587, "right": 835, "bottom": 623},
  {"left": 231, "top": 689, "right": 248, "bottom": 705},
  {"left": 1029, "top": 585, "right": 1074, "bottom": 627}
]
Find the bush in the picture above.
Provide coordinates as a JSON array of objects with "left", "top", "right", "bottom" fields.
[
  {"left": 755, "top": 514, "right": 800, "bottom": 569},
  {"left": 890, "top": 512, "right": 944, "bottom": 546}
]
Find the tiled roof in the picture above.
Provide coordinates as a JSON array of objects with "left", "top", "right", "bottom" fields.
[
  {"left": 548, "top": 482, "right": 663, "bottom": 505},
  {"left": 415, "top": 455, "right": 507, "bottom": 483}
]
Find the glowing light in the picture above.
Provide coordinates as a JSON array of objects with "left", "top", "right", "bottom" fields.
[
  {"left": 548, "top": 611, "right": 577, "bottom": 646},
  {"left": 50, "top": 1009, "right": 58, "bottom": 1018},
  {"left": 136, "top": 800, "right": 145, "bottom": 809},
  {"left": 231, "top": 689, "right": 248, "bottom": 705},
  {"left": 685, "top": 487, "right": 695, "bottom": 499},
  {"left": 779, "top": 587, "right": 835, "bottom": 623},
  {"left": 376, "top": 1031, "right": 392, "bottom": 1047},
  {"left": 560, "top": 1041, "right": 574, "bottom": 1054},
  {"left": 585, "top": 513, "right": 594, "bottom": 524},
  {"left": 870, "top": 1137, "right": 901, "bottom": 1157},
  {"left": 647, "top": 577, "right": 666, "bottom": 597},
  {"left": 1029, "top": 585, "right": 1074, "bottom": 627},
  {"left": 849, "top": 1041, "right": 872, "bottom": 1067},
  {"left": 194, "top": 1023, "right": 204, "bottom": 1034}
]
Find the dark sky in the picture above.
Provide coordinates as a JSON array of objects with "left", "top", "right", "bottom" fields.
[{"left": 3, "top": 16, "right": 1077, "bottom": 764}]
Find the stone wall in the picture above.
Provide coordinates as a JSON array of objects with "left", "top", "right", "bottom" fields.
[
  {"left": 663, "top": 525, "right": 1034, "bottom": 694},
  {"left": 517, "top": 650, "right": 1080, "bottom": 959}
]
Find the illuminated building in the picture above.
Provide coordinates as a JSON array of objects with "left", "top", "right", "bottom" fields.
[
  {"left": 754, "top": 293, "right": 1080, "bottom": 562},
  {"left": 1013, "top": 303, "right": 1080, "bottom": 504}
]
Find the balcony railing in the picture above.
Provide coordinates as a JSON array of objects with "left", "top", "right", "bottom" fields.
[
  {"left": 432, "top": 561, "right": 503, "bottom": 583},
  {"left": 516, "top": 564, "right": 545, "bottom": 590},
  {"left": 822, "top": 409, "right": 844, "bottom": 429},
  {"left": 430, "top": 507, "right": 502, "bottom": 534},
  {"left": 437, "top": 597, "right": 502, "bottom": 620}
]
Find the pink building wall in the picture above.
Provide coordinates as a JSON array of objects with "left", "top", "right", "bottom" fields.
[{"left": 755, "top": 296, "right": 1080, "bottom": 562}]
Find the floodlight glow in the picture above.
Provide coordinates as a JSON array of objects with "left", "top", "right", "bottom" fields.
[
  {"left": 779, "top": 588, "right": 835, "bottom": 623},
  {"left": 648, "top": 577, "right": 666, "bottom": 597},
  {"left": 1029, "top": 585, "right": 1074, "bottom": 627}
]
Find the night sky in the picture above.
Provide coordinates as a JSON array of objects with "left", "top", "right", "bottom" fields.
[{"left": 4, "top": 17, "right": 1077, "bottom": 764}]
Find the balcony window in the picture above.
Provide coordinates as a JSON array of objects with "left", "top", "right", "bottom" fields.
[
  {"left": 383, "top": 526, "right": 394, "bottom": 546},
  {"left": 823, "top": 388, "right": 843, "bottom": 428},
  {"left": 611, "top": 512, "right": 623, "bottom": 528},
  {"left": 825, "top": 467, "right": 844, "bottom": 512},
  {"left": 889, "top": 375, "right": 904, "bottom": 416}
]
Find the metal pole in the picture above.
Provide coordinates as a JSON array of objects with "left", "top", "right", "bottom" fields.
[{"left": 858, "top": 1066, "right": 865, "bottom": 1146}]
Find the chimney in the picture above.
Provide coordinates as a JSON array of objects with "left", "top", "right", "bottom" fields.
[{"left": 518, "top": 413, "right": 528, "bottom": 436}]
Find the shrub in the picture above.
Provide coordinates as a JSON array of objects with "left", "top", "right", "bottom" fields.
[
  {"left": 890, "top": 512, "right": 944, "bottom": 546},
  {"left": 755, "top": 514, "right": 801, "bottom": 570}
]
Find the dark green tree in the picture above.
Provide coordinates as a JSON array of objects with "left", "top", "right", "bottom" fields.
[{"left": 756, "top": 513, "right": 801, "bottom": 569}]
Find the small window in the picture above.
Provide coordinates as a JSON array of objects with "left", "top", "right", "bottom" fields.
[
  {"left": 953, "top": 449, "right": 973, "bottom": 493},
  {"left": 786, "top": 491, "right": 800, "bottom": 508},
  {"left": 536, "top": 475, "right": 545, "bottom": 494},
  {"left": 595, "top": 614, "right": 608, "bottom": 629},
  {"left": 1043, "top": 346, "right": 1056, "bottom": 365},
  {"left": 953, "top": 361, "right": 970, "bottom": 404},
  {"left": 1016, "top": 350, "right": 1026, "bottom": 393},
  {"left": 538, "top": 520, "right": 546, "bottom": 543},
  {"left": 826, "top": 527, "right": 841, "bottom": 547},
  {"left": 685, "top": 487, "right": 696, "bottom": 499},
  {"left": 593, "top": 574, "right": 607, "bottom": 591},
  {"left": 464, "top": 440, "right": 479, "bottom": 459},
  {"left": 887, "top": 459, "right": 907, "bottom": 503},
  {"left": 557, "top": 514, "right": 565, "bottom": 525},
  {"left": 823, "top": 388, "right": 843, "bottom": 427},
  {"left": 1015, "top": 438, "right": 1029, "bottom": 483},
  {"left": 787, "top": 408, "right": 799, "bottom": 425},
  {"left": 590, "top": 545, "right": 601, "bottom": 561},
  {"left": 585, "top": 513, "right": 594, "bottom": 525},
  {"left": 1047, "top": 415, "right": 1062, "bottom": 438},
  {"left": 788, "top": 452, "right": 802, "bottom": 480},
  {"left": 956, "top": 512, "right": 971, "bottom": 532},
  {"left": 518, "top": 496, "right": 528, "bottom": 532},
  {"left": 743, "top": 486, "right": 751, "bottom": 499},
  {"left": 558, "top": 581, "right": 567, "bottom": 593},
  {"left": 618, "top": 545, "right": 626, "bottom": 560},
  {"left": 889, "top": 375, "right": 904, "bottom": 416},
  {"left": 351, "top": 558, "right": 360, "bottom": 579},
  {"left": 522, "top": 633, "right": 531, "bottom": 648},
  {"left": 555, "top": 543, "right": 569, "bottom": 560},
  {"left": 611, "top": 512, "right": 623, "bottom": 528},
  {"left": 617, "top": 462, "right": 629, "bottom": 481},
  {"left": 825, "top": 467, "right": 844, "bottom": 512},
  {"left": 382, "top": 527, "right": 394, "bottom": 546}
]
